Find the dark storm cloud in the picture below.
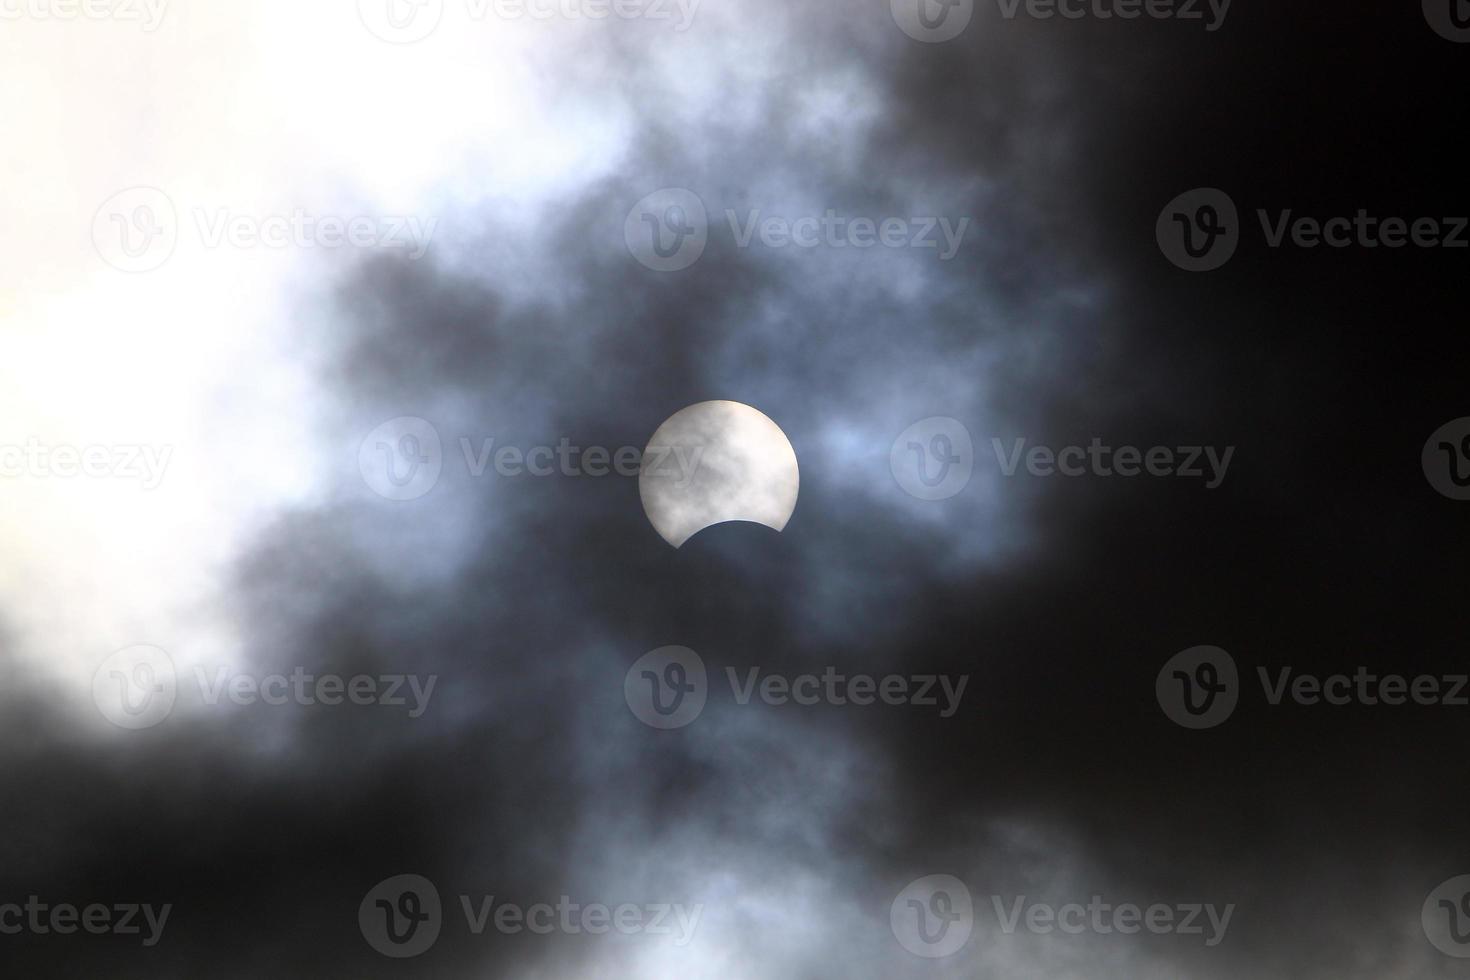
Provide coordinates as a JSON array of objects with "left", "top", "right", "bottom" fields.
[{"left": 4, "top": 1, "right": 1468, "bottom": 977}]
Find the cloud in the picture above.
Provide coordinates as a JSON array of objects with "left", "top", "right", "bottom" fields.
[{"left": 2, "top": 1, "right": 1466, "bottom": 978}]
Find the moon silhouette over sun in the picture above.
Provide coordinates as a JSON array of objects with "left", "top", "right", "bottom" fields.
[{"left": 639, "top": 400, "right": 799, "bottom": 548}]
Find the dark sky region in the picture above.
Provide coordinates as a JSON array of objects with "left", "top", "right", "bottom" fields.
[{"left": 3, "top": 1, "right": 1469, "bottom": 977}]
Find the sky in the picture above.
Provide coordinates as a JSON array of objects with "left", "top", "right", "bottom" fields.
[{"left": 1, "top": 0, "right": 1469, "bottom": 977}]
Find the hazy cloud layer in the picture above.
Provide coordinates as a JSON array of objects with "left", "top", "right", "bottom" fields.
[{"left": 2, "top": 0, "right": 1467, "bottom": 977}]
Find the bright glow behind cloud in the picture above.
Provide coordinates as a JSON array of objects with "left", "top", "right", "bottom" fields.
[{"left": 0, "top": 1, "right": 592, "bottom": 687}]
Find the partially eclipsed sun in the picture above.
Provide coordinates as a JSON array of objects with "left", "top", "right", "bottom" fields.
[{"left": 639, "top": 400, "right": 799, "bottom": 548}]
